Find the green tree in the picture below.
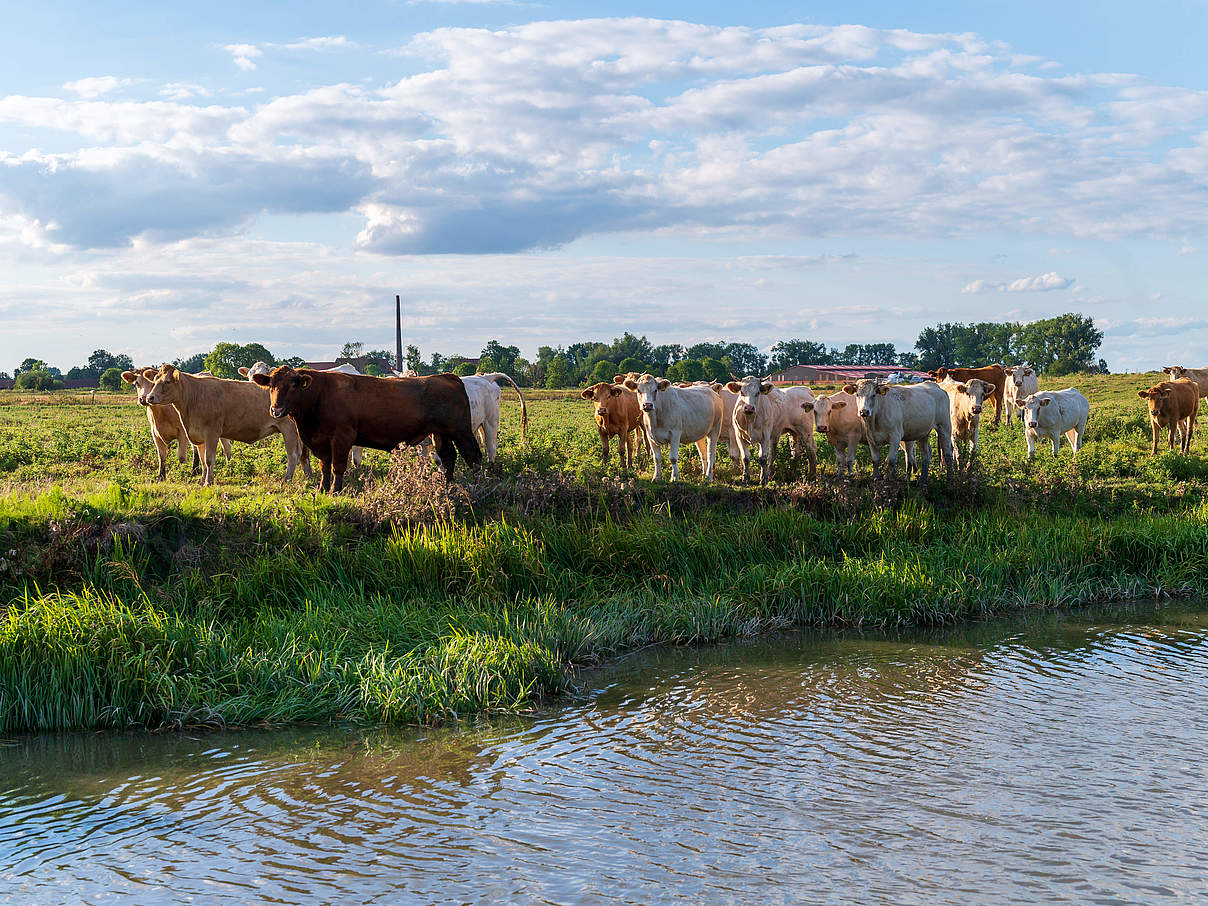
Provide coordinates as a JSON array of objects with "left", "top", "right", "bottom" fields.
[
  {"left": 544, "top": 353, "right": 574, "bottom": 389},
  {"left": 721, "top": 343, "right": 767, "bottom": 376},
  {"left": 14, "top": 369, "right": 63, "bottom": 390},
  {"left": 173, "top": 352, "right": 209, "bottom": 373},
  {"left": 605, "top": 332, "right": 655, "bottom": 365},
  {"left": 98, "top": 367, "right": 127, "bottom": 391},
  {"left": 280, "top": 356, "right": 307, "bottom": 369},
  {"left": 89, "top": 349, "right": 133, "bottom": 375},
  {"left": 452, "top": 362, "right": 476, "bottom": 377},
  {"left": 768, "top": 340, "right": 831, "bottom": 371},
  {"left": 480, "top": 340, "right": 522, "bottom": 375},
  {"left": 340, "top": 341, "right": 364, "bottom": 359},
  {"left": 405, "top": 345, "right": 425, "bottom": 374},
  {"left": 700, "top": 357, "right": 730, "bottom": 382},
  {"left": 590, "top": 360, "right": 618, "bottom": 384},
  {"left": 1014, "top": 313, "right": 1103, "bottom": 374},
  {"left": 14, "top": 358, "right": 49, "bottom": 376},
  {"left": 685, "top": 342, "right": 726, "bottom": 362},
  {"left": 364, "top": 363, "right": 385, "bottom": 376},
  {"left": 618, "top": 356, "right": 644, "bottom": 375},
  {"left": 650, "top": 344, "right": 685, "bottom": 371},
  {"left": 666, "top": 359, "right": 705, "bottom": 383},
  {"left": 204, "top": 342, "right": 275, "bottom": 379}
]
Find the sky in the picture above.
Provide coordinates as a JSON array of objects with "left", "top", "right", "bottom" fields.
[{"left": 1, "top": 1, "right": 1206, "bottom": 373}]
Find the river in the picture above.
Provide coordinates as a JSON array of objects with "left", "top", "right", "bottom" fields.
[{"left": 3, "top": 600, "right": 1207, "bottom": 905}]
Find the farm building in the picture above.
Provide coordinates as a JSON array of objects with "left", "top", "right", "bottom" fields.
[{"left": 768, "top": 364, "right": 931, "bottom": 384}]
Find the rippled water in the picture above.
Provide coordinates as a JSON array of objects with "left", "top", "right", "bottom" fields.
[{"left": 4, "top": 601, "right": 1208, "bottom": 905}]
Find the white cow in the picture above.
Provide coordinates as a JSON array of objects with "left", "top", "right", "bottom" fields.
[
  {"left": 1003, "top": 365, "right": 1040, "bottom": 425},
  {"left": 727, "top": 376, "right": 791, "bottom": 485},
  {"left": 240, "top": 362, "right": 362, "bottom": 468},
  {"left": 939, "top": 377, "right": 994, "bottom": 470},
  {"left": 625, "top": 373, "right": 724, "bottom": 482},
  {"left": 846, "top": 379, "right": 954, "bottom": 481},
  {"left": 779, "top": 385, "right": 819, "bottom": 480},
  {"left": 459, "top": 372, "right": 528, "bottom": 464},
  {"left": 1015, "top": 389, "right": 1089, "bottom": 461},
  {"left": 812, "top": 390, "right": 867, "bottom": 476}
]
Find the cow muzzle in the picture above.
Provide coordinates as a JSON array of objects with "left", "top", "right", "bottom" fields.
[
  {"left": 270, "top": 406, "right": 287, "bottom": 419},
  {"left": 641, "top": 403, "right": 653, "bottom": 412},
  {"left": 815, "top": 425, "right": 828, "bottom": 434},
  {"left": 972, "top": 406, "right": 982, "bottom": 414},
  {"left": 743, "top": 404, "right": 756, "bottom": 415},
  {"left": 859, "top": 408, "right": 871, "bottom": 418},
  {"left": 1027, "top": 421, "right": 1038, "bottom": 429}
]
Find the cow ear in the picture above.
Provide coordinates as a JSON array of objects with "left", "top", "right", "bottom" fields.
[
  {"left": 298, "top": 375, "right": 312, "bottom": 389},
  {"left": 1004, "top": 367, "right": 1014, "bottom": 375},
  {"left": 832, "top": 401, "right": 846, "bottom": 410},
  {"left": 1024, "top": 368, "right": 1033, "bottom": 375},
  {"left": 1137, "top": 390, "right": 1148, "bottom": 398},
  {"left": 1040, "top": 397, "right": 1050, "bottom": 406},
  {"left": 956, "top": 383, "right": 968, "bottom": 394},
  {"left": 801, "top": 402, "right": 814, "bottom": 411},
  {"left": 121, "top": 370, "right": 137, "bottom": 384},
  {"left": 760, "top": 382, "right": 773, "bottom": 394},
  {"left": 142, "top": 368, "right": 158, "bottom": 380},
  {"left": 624, "top": 379, "right": 638, "bottom": 390},
  {"left": 843, "top": 384, "right": 857, "bottom": 394},
  {"left": 251, "top": 372, "right": 271, "bottom": 387},
  {"left": 609, "top": 386, "right": 623, "bottom": 397},
  {"left": 876, "top": 384, "right": 889, "bottom": 395},
  {"left": 656, "top": 379, "right": 671, "bottom": 391},
  {"left": 1015, "top": 399, "right": 1026, "bottom": 408},
  {"left": 726, "top": 381, "right": 740, "bottom": 393},
  {"left": 238, "top": 366, "right": 250, "bottom": 377},
  {"left": 613, "top": 374, "right": 626, "bottom": 383},
  {"left": 580, "top": 388, "right": 594, "bottom": 400},
  {"left": 164, "top": 365, "right": 180, "bottom": 382}
]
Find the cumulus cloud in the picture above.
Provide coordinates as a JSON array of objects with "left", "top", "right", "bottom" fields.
[
  {"left": 962, "top": 272, "right": 1074, "bottom": 293},
  {"left": 62, "top": 76, "right": 134, "bottom": 98},
  {"left": 1, "top": 18, "right": 1207, "bottom": 254}
]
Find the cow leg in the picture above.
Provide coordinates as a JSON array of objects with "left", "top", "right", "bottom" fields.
[
  {"left": 350, "top": 446, "right": 363, "bottom": 469},
  {"left": 917, "top": 437, "right": 932, "bottom": 484},
  {"left": 319, "top": 456, "right": 333, "bottom": 493},
  {"left": 220, "top": 438, "right": 233, "bottom": 460},
  {"left": 668, "top": 430, "right": 683, "bottom": 481},
  {"left": 1152, "top": 422, "right": 1161, "bottom": 456},
  {"left": 600, "top": 431, "right": 610, "bottom": 468},
  {"left": 1051, "top": 434, "right": 1061, "bottom": 458},
  {"left": 483, "top": 414, "right": 499, "bottom": 466},
  {"left": 190, "top": 444, "right": 202, "bottom": 475},
  {"left": 758, "top": 435, "right": 773, "bottom": 485},
  {"left": 203, "top": 435, "right": 218, "bottom": 487},
  {"left": 450, "top": 426, "right": 482, "bottom": 476},
  {"left": 331, "top": 443, "right": 352, "bottom": 493},
  {"left": 153, "top": 431, "right": 170, "bottom": 481},
  {"left": 738, "top": 439, "right": 751, "bottom": 484},
  {"left": 804, "top": 430, "right": 817, "bottom": 480}
]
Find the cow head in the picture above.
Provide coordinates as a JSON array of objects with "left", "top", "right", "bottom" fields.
[
  {"left": 1163, "top": 365, "right": 1188, "bottom": 381},
  {"left": 811, "top": 394, "right": 847, "bottom": 433},
  {"left": 252, "top": 365, "right": 312, "bottom": 418},
  {"left": 929, "top": 367, "right": 949, "bottom": 382},
  {"left": 847, "top": 380, "right": 889, "bottom": 419},
  {"left": 581, "top": 381, "right": 625, "bottom": 420},
  {"left": 1007, "top": 366, "right": 1034, "bottom": 388},
  {"left": 1015, "top": 393, "right": 1051, "bottom": 429},
  {"left": 238, "top": 361, "right": 272, "bottom": 380},
  {"left": 121, "top": 368, "right": 159, "bottom": 406},
  {"left": 956, "top": 378, "right": 993, "bottom": 415},
  {"left": 623, "top": 373, "right": 669, "bottom": 412},
  {"left": 725, "top": 375, "right": 773, "bottom": 416},
  {"left": 144, "top": 364, "right": 184, "bottom": 407},
  {"left": 1138, "top": 384, "right": 1177, "bottom": 422}
]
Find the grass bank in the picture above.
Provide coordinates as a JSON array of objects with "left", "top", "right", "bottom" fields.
[{"left": 2, "top": 372, "right": 1208, "bottom": 731}]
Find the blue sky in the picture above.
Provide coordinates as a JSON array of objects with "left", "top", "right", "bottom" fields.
[{"left": 1, "top": 1, "right": 1206, "bottom": 372}]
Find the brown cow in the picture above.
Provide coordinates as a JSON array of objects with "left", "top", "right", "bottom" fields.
[
  {"left": 929, "top": 365, "right": 1008, "bottom": 426},
  {"left": 1162, "top": 366, "right": 1208, "bottom": 401},
  {"left": 1138, "top": 379, "right": 1199, "bottom": 454},
  {"left": 581, "top": 381, "right": 646, "bottom": 468},
  {"left": 252, "top": 366, "right": 481, "bottom": 491},
  {"left": 121, "top": 369, "right": 232, "bottom": 479},
  {"left": 145, "top": 365, "right": 311, "bottom": 486}
]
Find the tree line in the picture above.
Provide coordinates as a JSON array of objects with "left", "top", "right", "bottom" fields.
[{"left": 6, "top": 313, "right": 1106, "bottom": 391}]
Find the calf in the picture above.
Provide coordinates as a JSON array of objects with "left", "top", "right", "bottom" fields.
[
  {"left": 1003, "top": 365, "right": 1039, "bottom": 425},
  {"left": 846, "top": 380, "right": 954, "bottom": 481},
  {"left": 929, "top": 365, "right": 1007, "bottom": 426},
  {"left": 1162, "top": 366, "right": 1208, "bottom": 402},
  {"left": 624, "top": 373, "right": 724, "bottom": 482},
  {"left": 1139, "top": 379, "right": 1198, "bottom": 454},
  {"left": 812, "top": 390, "right": 866, "bottom": 476},
  {"left": 145, "top": 366, "right": 311, "bottom": 486},
  {"left": 1014, "top": 389, "right": 1090, "bottom": 460},
  {"left": 252, "top": 367, "right": 480, "bottom": 491},
  {"left": 121, "top": 368, "right": 231, "bottom": 479},
  {"left": 938, "top": 377, "right": 994, "bottom": 470},
  {"left": 581, "top": 381, "right": 646, "bottom": 468}
]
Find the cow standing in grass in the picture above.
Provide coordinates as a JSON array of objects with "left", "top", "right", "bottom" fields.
[
  {"left": 779, "top": 385, "right": 819, "bottom": 480},
  {"left": 1139, "top": 379, "right": 1198, "bottom": 455},
  {"left": 728, "top": 375, "right": 790, "bottom": 485},
  {"left": 145, "top": 365, "right": 311, "bottom": 486},
  {"left": 929, "top": 365, "right": 1008, "bottom": 426},
  {"left": 624, "top": 373, "right": 724, "bottom": 482},
  {"left": 581, "top": 381, "right": 646, "bottom": 469},
  {"left": 937, "top": 377, "right": 995, "bottom": 471},
  {"left": 122, "top": 368, "right": 231, "bottom": 480},
  {"left": 1162, "top": 366, "right": 1208, "bottom": 408},
  {"left": 1015, "top": 389, "right": 1090, "bottom": 461},
  {"left": 1003, "top": 365, "right": 1039, "bottom": 425},
  {"left": 847, "top": 379, "right": 953, "bottom": 482},
  {"left": 253, "top": 366, "right": 480, "bottom": 491},
  {"left": 812, "top": 390, "right": 867, "bottom": 476}
]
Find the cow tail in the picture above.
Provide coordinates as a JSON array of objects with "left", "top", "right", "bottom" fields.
[{"left": 481, "top": 372, "right": 528, "bottom": 445}]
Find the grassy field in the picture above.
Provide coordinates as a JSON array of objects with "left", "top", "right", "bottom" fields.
[{"left": 3, "top": 371, "right": 1208, "bottom": 732}]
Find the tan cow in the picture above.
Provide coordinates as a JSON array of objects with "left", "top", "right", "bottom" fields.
[
  {"left": 846, "top": 379, "right": 954, "bottom": 481},
  {"left": 1139, "top": 379, "right": 1199, "bottom": 454},
  {"left": 145, "top": 365, "right": 312, "bottom": 486},
  {"left": 581, "top": 381, "right": 646, "bottom": 468},
  {"left": 121, "top": 369, "right": 231, "bottom": 480},
  {"left": 938, "top": 377, "right": 994, "bottom": 470},
  {"left": 812, "top": 390, "right": 867, "bottom": 476},
  {"left": 779, "top": 385, "right": 819, "bottom": 479},
  {"left": 1003, "top": 365, "right": 1039, "bottom": 425},
  {"left": 1162, "top": 366, "right": 1208, "bottom": 402},
  {"left": 727, "top": 375, "right": 789, "bottom": 485},
  {"left": 929, "top": 365, "right": 1007, "bottom": 425}
]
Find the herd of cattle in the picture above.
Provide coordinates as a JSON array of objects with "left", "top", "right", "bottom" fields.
[{"left": 117, "top": 360, "right": 1208, "bottom": 491}]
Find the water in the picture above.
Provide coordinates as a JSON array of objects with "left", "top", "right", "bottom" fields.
[{"left": 4, "top": 601, "right": 1208, "bottom": 905}]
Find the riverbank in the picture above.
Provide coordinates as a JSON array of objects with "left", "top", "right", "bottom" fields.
[{"left": 3, "top": 372, "right": 1208, "bottom": 731}]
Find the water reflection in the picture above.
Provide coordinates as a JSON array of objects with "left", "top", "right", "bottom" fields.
[{"left": 4, "top": 601, "right": 1208, "bottom": 905}]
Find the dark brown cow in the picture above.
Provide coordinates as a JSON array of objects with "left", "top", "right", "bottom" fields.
[
  {"left": 1138, "top": 379, "right": 1199, "bottom": 455},
  {"left": 929, "top": 365, "right": 1008, "bottom": 426},
  {"left": 252, "top": 366, "right": 481, "bottom": 491}
]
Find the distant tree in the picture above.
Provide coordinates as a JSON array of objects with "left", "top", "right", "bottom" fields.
[
  {"left": 89, "top": 349, "right": 133, "bottom": 375},
  {"left": 666, "top": 359, "right": 705, "bottom": 383},
  {"left": 405, "top": 345, "right": 425, "bottom": 374},
  {"left": 605, "top": 332, "right": 655, "bottom": 365},
  {"left": 364, "top": 363, "right": 385, "bottom": 377},
  {"left": 476, "top": 355, "right": 499, "bottom": 374},
  {"left": 204, "top": 342, "right": 275, "bottom": 379},
  {"left": 896, "top": 351, "right": 920, "bottom": 369},
  {"left": 512, "top": 357, "right": 533, "bottom": 386},
  {"left": 452, "top": 362, "right": 476, "bottom": 377},
  {"left": 590, "top": 360, "right": 618, "bottom": 384},
  {"left": 720, "top": 342, "right": 767, "bottom": 376},
  {"left": 1014, "top": 313, "right": 1103, "bottom": 374},
  {"left": 66, "top": 365, "right": 95, "bottom": 380},
  {"left": 685, "top": 342, "right": 726, "bottom": 362},
  {"left": 650, "top": 344, "right": 685, "bottom": 371},
  {"left": 0, "top": 371, "right": 9, "bottom": 380},
  {"left": 428, "top": 352, "right": 447, "bottom": 373},
  {"left": 478, "top": 340, "right": 521, "bottom": 375},
  {"left": 173, "top": 352, "right": 209, "bottom": 373},
  {"left": 14, "top": 358, "right": 49, "bottom": 377},
  {"left": 618, "top": 356, "right": 645, "bottom": 375},
  {"left": 544, "top": 353, "right": 574, "bottom": 389},
  {"left": 280, "top": 356, "right": 307, "bottom": 369},
  {"left": 1097, "top": 358, "right": 1110, "bottom": 374},
  {"left": 700, "top": 357, "right": 730, "bottom": 383},
  {"left": 98, "top": 367, "right": 126, "bottom": 391},
  {"left": 363, "top": 348, "right": 393, "bottom": 365},
  {"left": 564, "top": 342, "right": 598, "bottom": 372},
  {"left": 340, "top": 341, "right": 364, "bottom": 359},
  {"left": 14, "top": 369, "right": 63, "bottom": 390},
  {"left": 768, "top": 340, "right": 831, "bottom": 371}
]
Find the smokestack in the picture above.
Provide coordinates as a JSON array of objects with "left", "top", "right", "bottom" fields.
[{"left": 395, "top": 294, "right": 403, "bottom": 372}]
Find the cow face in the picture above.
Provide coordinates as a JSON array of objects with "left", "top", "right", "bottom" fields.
[
  {"left": 957, "top": 379, "right": 993, "bottom": 415},
  {"left": 1015, "top": 393, "right": 1051, "bottom": 429},
  {"left": 812, "top": 395, "right": 846, "bottom": 433},
  {"left": 581, "top": 381, "right": 624, "bottom": 420},
  {"left": 238, "top": 361, "right": 272, "bottom": 380},
  {"left": 144, "top": 364, "right": 184, "bottom": 407},
  {"left": 1138, "top": 386, "right": 1177, "bottom": 422},
  {"left": 251, "top": 365, "right": 311, "bottom": 418},
  {"left": 1163, "top": 366, "right": 1188, "bottom": 381},
  {"left": 121, "top": 368, "right": 158, "bottom": 406},
  {"left": 848, "top": 380, "right": 889, "bottom": 419},
  {"left": 623, "top": 373, "right": 669, "bottom": 413},
  {"left": 1008, "top": 366, "right": 1034, "bottom": 388},
  {"left": 929, "top": 367, "right": 949, "bottom": 382},
  {"left": 726, "top": 375, "right": 773, "bottom": 416}
]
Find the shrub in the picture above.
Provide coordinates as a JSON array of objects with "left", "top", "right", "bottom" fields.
[
  {"left": 98, "top": 368, "right": 126, "bottom": 392},
  {"left": 14, "top": 369, "right": 64, "bottom": 391}
]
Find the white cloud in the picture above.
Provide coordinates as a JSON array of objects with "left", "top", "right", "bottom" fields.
[
  {"left": 159, "top": 83, "right": 212, "bottom": 100},
  {"left": 224, "top": 43, "right": 262, "bottom": 71},
  {"left": 62, "top": 76, "right": 134, "bottom": 98},
  {"left": 274, "top": 36, "right": 356, "bottom": 52},
  {"left": 963, "top": 272, "right": 1074, "bottom": 293}
]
